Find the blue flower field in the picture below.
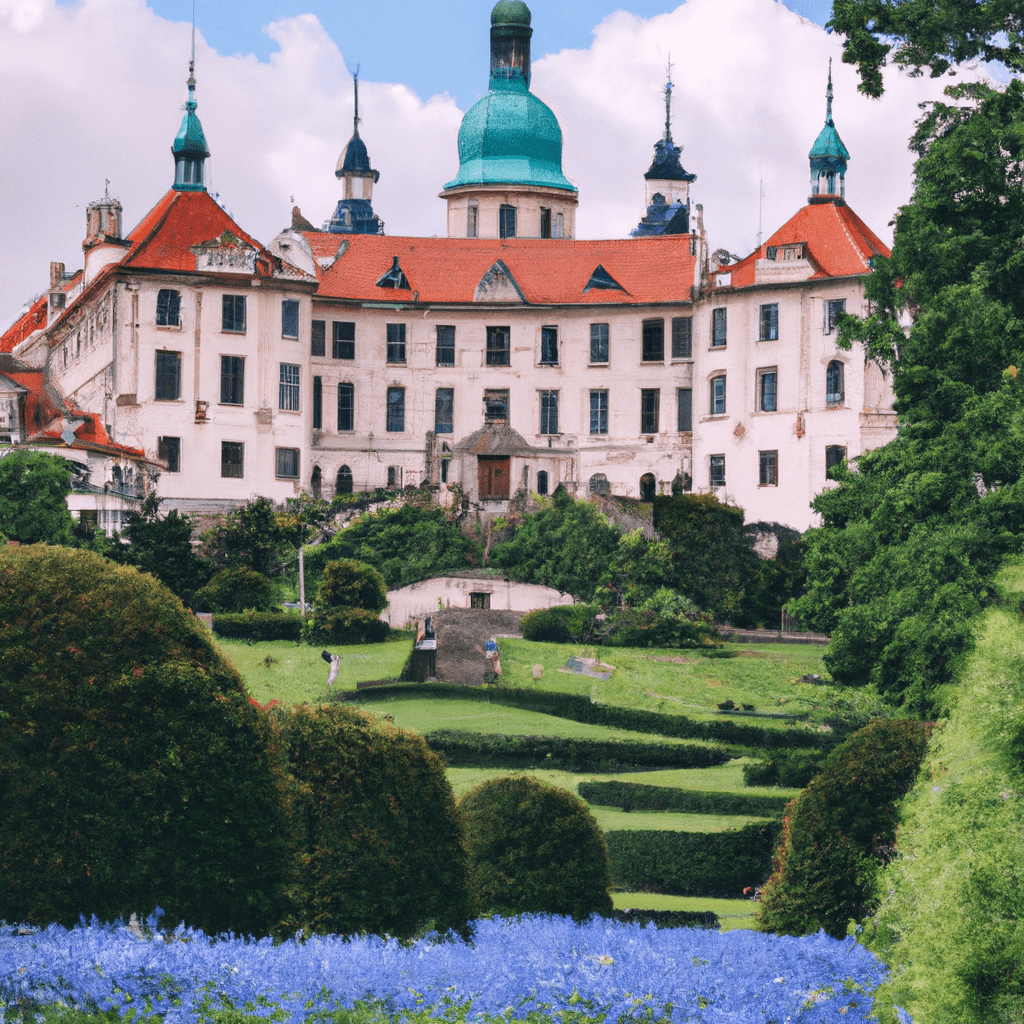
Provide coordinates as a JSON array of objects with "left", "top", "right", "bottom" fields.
[{"left": 1, "top": 913, "right": 888, "bottom": 1024}]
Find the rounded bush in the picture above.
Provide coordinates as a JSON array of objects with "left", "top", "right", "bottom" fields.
[
  {"left": 520, "top": 604, "right": 596, "bottom": 642},
  {"left": 459, "top": 774, "right": 613, "bottom": 921},
  {"left": 300, "top": 606, "right": 390, "bottom": 645},
  {"left": 0, "top": 546, "right": 292, "bottom": 935},
  {"left": 193, "top": 566, "right": 277, "bottom": 612},
  {"left": 315, "top": 558, "right": 388, "bottom": 614},
  {"left": 277, "top": 703, "right": 473, "bottom": 939}
]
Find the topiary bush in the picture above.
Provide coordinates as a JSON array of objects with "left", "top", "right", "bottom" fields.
[
  {"left": 520, "top": 603, "right": 598, "bottom": 642},
  {"left": 458, "top": 774, "right": 613, "bottom": 921},
  {"left": 213, "top": 610, "right": 303, "bottom": 641},
  {"left": 757, "top": 718, "right": 931, "bottom": 939},
  {"left": 276, "top": 703, "right": 472, "bottom": 939},
  {"left": 0, "top": 545, "right": 293, "bottom": 936},
  {"left": 300, "top": 606, "right": 390, "bottom": 645},
  {"left": 193, "top": 566, "right": 277, "bottom": 612},
  {"left": 301, "top": 559, "right": 390, "bottom": 645}
]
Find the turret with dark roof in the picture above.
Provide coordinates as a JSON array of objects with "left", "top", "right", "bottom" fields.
[{"left": 328, "top": 70, "right": 384, "bottom": 235}]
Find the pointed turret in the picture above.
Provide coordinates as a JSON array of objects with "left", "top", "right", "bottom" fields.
[
  {"left": 171, "top": 44, "right": 210, "bottom": 192},
  {"left": 808, "top": 60, "right": 850, "bottom": 202},
  {"left": 632, "top": 61, "right": 696, "bottom": 237},
  {"left": 328, "top": 70, "right": 384, "bottom": 234}
]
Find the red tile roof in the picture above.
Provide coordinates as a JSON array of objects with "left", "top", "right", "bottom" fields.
[
  {"left": 0, "top": 296, "right": 48, "bottom": 353},
  {"left": 306, "top": 233, "right": 697, "bottom": 306},
  {"left": 718, "top": 200, "right": 890, "bottom": 289}
]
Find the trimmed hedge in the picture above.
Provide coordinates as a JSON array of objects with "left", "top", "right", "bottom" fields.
[
  {"left": 300, "top": 607, "right": 390, "bottom": 646},
  {"left": 742, "top": 748, "right": 830, "bottom": 788},
  {"left": 213, "top": 611, "right": 303, "bottom": 642},
  {"left": 579, "top": 780, "right": 791, "bottom": 816},
  {"left": 424, "top": 730, "right": 729, "bottom": 771},
  {"left": 346, "top": 682, "right": 826, "bottom": 751},
  {"left": 609, "top": 908, "right": 720, "bottom": 930},
  {"left": 276, "top": 703, "right": 473, "bottom": 940},
  {"left": 605, "top": 821, "right": 784, "bottom": 898}
]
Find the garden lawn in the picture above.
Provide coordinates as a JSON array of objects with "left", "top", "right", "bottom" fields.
[
  {"left": 497, "top": 639, "right": 830, "bottom": 731},
  {"left": 215, "top": 637, "right": 413, "bottom": 705},
  {"left": 610, "top": 892, "right": 759, "bottom": 931},
  {"left": 591, "top": 807, "right": 773, "bottom": 832}
]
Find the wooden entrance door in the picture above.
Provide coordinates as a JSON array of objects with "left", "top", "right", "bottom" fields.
[{"left": 478, "top": 456, "right": 510, "bottom": 499}]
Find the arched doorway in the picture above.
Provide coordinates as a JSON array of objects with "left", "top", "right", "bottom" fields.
[
  {"left": 310, "top": 465, "right": 322, "bottom": 499},
  {"left": 640, "top": 473, "right": 656, "bottom": 501},
  {"left": 336, "top": 465, "right": 353, "bottom": 495}
]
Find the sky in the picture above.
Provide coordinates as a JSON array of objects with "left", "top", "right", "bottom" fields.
[{"left": 0, "top": 0, "right": 973, "bottom": 330}]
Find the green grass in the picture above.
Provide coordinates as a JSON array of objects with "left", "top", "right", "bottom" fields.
[
  {"left": 496, "top": 639, "right": 831, "bottom": 732},
  {"left": 215, "top": 637, "right": 413, "bottom": 705},
  {"left": 590, "top": 807, "right": 772, "bottom": 832},
  {"left": 610, "top": 892, "right": 759, "bottom": 931},
  {"left": 358, "top": 698, "right": 722, "bottom": 746}
]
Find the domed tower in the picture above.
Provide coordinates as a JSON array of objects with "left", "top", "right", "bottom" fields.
[
  {"left": 327, "top": 70, "right": 384, "bottom": 234},
  {"left": 441, "top": 0, "right": 577, "bottom": 239},
  {"left": 171, "top": 53, "right": 210, "bottom": 192},
  {"left": 808, "top": 61, "right": 850, "bottom": 203}
]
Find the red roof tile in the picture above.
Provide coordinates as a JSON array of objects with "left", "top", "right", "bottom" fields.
[
  {"left": 719, "top": 200, "right": 890, "bottom": 289},
  {"left": 0, "top": 296, "right": 47, "bottom": 353},
  {"left": 306, "top": 233, "right": 697, "bottom": 306}
]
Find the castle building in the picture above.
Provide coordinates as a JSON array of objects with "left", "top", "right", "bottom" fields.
[{"left": 0, "top": 6, "right": 895, "bottom": 533}]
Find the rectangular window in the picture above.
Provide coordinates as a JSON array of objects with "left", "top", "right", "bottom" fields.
[
  {"left": 540, "top": 207, "right": 552, "bottom": 239},
  {"left": 220, "top": 355, "right": 244, "bottom": 405},
  {"left": 590, "top": 323, "right": 609, "bottom": 363},
  {"left": 641, "top": 388, "right": 660, "bottom": 433},
  {"left": 337, "top": 382, "right": 354, "bottom": 431},
  {"left": 470, "top": 592, "right": 492, "bottom": 609},
  {"left": 677, "top": 387, "right": 692, "bottom": 431},
  {"left": 386, "top": 322, "right": 406, "bottom": 364},
  {"left": 590, "top": 390, "right": 608, "bottom": 435},
  {"left": 642, "top": 319, "right": 664, "bottom": 361},
  {"left": 312, "top": 376, "right": 322, "bottom": 430},
  {"left": 222, "top": 295, "right": 246, "bottom": 333},
  {"left": 540, "top": 326, "right": 558, "bottom": 365},
  {"left": 484, "top": 388, "right": 510, "bottom": 423},
  {"left": 435, "top": 387, "right": 454, "bottom": 434},
  {"left": 499, "top": 204, "right": 516, "bottom": 239},
  {"left": 826, "top": 444, "right": 848, "bottom": 475},
  {"left": 711, "top": 374, "right": 727, "bottom": 415},
  {"left": 275, "top": 447, "right": 299, "bottom": 479},
  {"left": 158, "top": 436, "right": 180, "bottom": 473},
  {"left": 467, "top": 204, "right": 478, "bottom": 238},
  {"left": 154, "top": 350, "right": 181, "bottom": 401},
  {"left": 825, "top": 298, "right": 847, "bottom": 333},
  {"left": 281, "top": 299, "right": 299, "bottom": 339},
  {"left": 540, "top": 390, "right": 559, "bottom": 434},
  {"left": 712, "top": 307, "right": 727, "bottom": 347},
  {"left": 486, "top": 326, "right": 510, "bottom": 366},
  {"left": 386, "top": 386, "right": 405, "bottom": 432},
  {"left": 332, "top": 321, "right": 355, "bottom": 359},
  {"left": 759, "top": 450, "right": 778, "bottom": 486},
  {"left": 436, "top": 325, "right": 455, "bottom": 366},
  {"left": 759, "top": 303, "right": 779, "bottom": 341},
  {"left": 156, "top": 289, "right": 181, "bottom": 327},
  {"left": 758, "top": 368, "right": 778, "bottom": 412},
  {"left": 221, "top": 441, "right": 244, "bottom": 478},
  {"left": 279, "top": 363, "right": 300, "bottom": 411},
  {"left": 672, "top": 316, "right": 693, "bottom": 358},
  {"left": 311, "top": 319, "right": 326, "bottom": 357},
  {"left": 710, "top": 455, "right": 726, "bottom": 488}
]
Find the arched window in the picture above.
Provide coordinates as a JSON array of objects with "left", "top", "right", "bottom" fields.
[
  {"left": 336, "top": 465, "right": 353, "bottom": 495},
  {"left": 440, "top": 442, "right": 451, "bottom": 484},
  {"left": 640, "top": 473, "right": 656, "bottom": 501},
  {"left": 589, "top": 473, "right": 610, "bottom": 496},
  {"left": 310, "top": 464, "right": 322, "bottom": 499},
  {"left": 826, "top": 361, "right": 845, "bottom": 406},
  {"left": 536, "top": 470, "right": 549, "bottom": 496}
]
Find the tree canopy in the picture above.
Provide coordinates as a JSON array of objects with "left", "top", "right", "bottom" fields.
[{"left": 0, "top": 451, "right": 73, "bottom": 545}]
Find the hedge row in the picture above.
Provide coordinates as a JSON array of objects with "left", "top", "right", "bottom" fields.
[
  {"left": 348, "top": 683, "right": 828, "bottom": 751},
  {"left": 605, "top": 821, "right": 784, "bottom": 898},
  {"left": 609, "top": 908, "right": 720, "bottom": 930},
  {"left": 212, "top": 611, "right": 303, "bottom": 642},
  {"left": 423, "top": 731, "right": 730, "bottom": 771},
  {"left": 741, "top": 748, "right": 830, "bottom": 788},
  {"left": 578, "top": 780, "right": 791, "bottom": 817}
]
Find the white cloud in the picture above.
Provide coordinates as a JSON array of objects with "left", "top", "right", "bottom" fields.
[{"left": 1, "top": 0, "right": 967, "bottom": 329}]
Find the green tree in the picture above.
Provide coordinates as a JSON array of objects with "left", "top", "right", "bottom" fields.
[
  {"left": 200, "top": 496, "right": 289, "bottom": 578},
  {"left": 458, "top": 774, "right": 613, "bottom": 922},
  {"left": 830, "top": 0, "right": 1023, "bottom": 99},
  {"left": 0, "top": 450, "right": 73, "bottom": 544},
  {"left": 194, "top": 566, "right": 278, "bottom": 613},
  {"left": 0, "top": 545, "right": 292, "bottom": 935},
  {"left": 314, "top": 558, "right": 387, "bottom": 613},
  {"left": 491, "top": 488, "right": 621, "bottom": 601},
  {"left": 114, "top": 492, "right": 210, "bottom": 605}
]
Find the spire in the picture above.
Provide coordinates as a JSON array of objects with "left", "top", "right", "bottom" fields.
[
  {"left": 328, "top": 66, "right": 383, "bottom": 234},
  {"left": 808, "top": 59, "right": 850, "bottom": 202},
  {"left": 663, "top": 56, "right": 673, "bottom": 144},
  {"left": 171, "top": 10, "right": 210, "bottom": 192}
]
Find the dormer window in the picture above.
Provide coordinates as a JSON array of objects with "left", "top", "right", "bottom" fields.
[{"left": 376, "top": 257, "right": 410, "bottom": 290}]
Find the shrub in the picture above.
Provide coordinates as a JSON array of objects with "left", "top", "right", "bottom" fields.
[
  {"left": 315, "top": 558, "right": 388, "bottom": 613},
  {"left": 605, "top": 821, "right": 783, "bottom": 898},
  {"left": 194, "top": 566, "right": 277, "bottom": 612},
  {"left": 276, "top": 703, "right": 472, "bottom": 939},
  {"left": 520, "top": 604, "right": 598, "bottom": 642},
  {"left": 301, "top": 607, "right": 390, "bottom": 645},
  {"left": 578, "top": 780, "right": 790, "bottom": 817},
  {"left": 742, "top": 749, "right": 830, "bottom": 788},
  {"left": 603, "top": 591, "right": 720, "bottom": 649},
  {"left": 459, "top": 774, "right": 613, "bottom": 921},
  {"left": 213, "top": 611, "right": 303, "bottom": 642},
  {"left": 757, "top": 718, "right": 931, "bottom": 939},
  {"left": 0, "top": 545, "right": 292, "bottom": 935}
]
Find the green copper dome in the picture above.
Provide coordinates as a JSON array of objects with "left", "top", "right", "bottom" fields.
[{"left": 491, "top": 1, "right": 531, "bottom": 26}]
